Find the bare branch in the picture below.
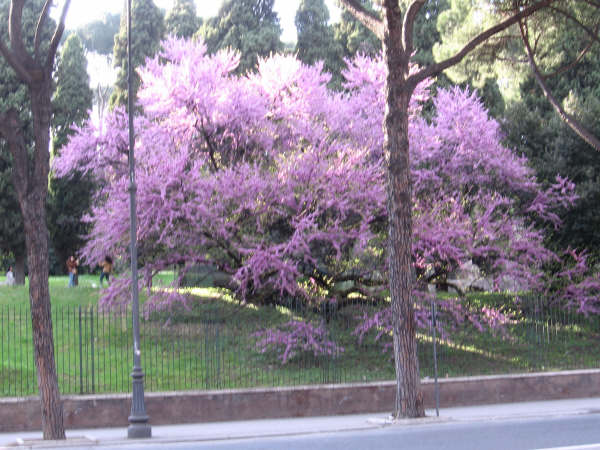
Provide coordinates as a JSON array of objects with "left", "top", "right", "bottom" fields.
[
  {"left": 46, "top": 0, "right": 71, "bottom": 72},
  {"left": 409, "top": 0, "right": 555, "bottom": 87},
  {"left": 34, "top": 0, "right": 52, "bottom": 62},
  {"left": 403, "top": 0, "right": 425, "bottom": 56},
  {"left": 5, "top": 0, "right": 35, "bottom": 81},
  {"left": 337, "top": 0, "right": 384, "bottom": 40},
  {"left": 519, "top": 17, "right": 600, "bottom": 152}
]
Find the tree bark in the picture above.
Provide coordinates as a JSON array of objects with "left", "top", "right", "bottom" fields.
[
  {"left": 22, "top": 188, "right": 64, "bottom": 439},
  {"left": 382, "top": 0, "right": 424, "bottom": 419},
  {"left": 14, "top": 250, "right": 26, "bottom": 285},
  {"left": 26, "top": 78, "right": 65, "bottom": 440}
]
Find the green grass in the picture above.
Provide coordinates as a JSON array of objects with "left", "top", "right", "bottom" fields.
[
  {"left": 0, "top": 274, "right": 100, "bottom": 306},
  {"left": 0, "top": 277, "right": 599, "bottom": 396}
]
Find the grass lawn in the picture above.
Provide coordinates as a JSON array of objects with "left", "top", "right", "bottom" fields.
[{"left": 0, "top": 276, "right": 598, "bottom": 396}]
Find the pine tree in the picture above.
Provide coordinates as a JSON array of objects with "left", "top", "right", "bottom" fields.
[
  {"left": 295, "top": 0, "right": 335, "bottom": 65},
  {"left": 76, "top": 13, "right": 121, "bottom": 55},
  {"left": 333, "top": 0, "right": 380, "bottom": 60},
  {"left": 165, "top": 0, "right": 201, "bottom": 39},
  {"left": 198, "top": 0, "right": 283, "bottom": 74},
  {"left": 110, "top": 0, "right": 165, "bottom": 108},
  {"left": 48, "top": 34, "right": 94, "bottom": 274}
]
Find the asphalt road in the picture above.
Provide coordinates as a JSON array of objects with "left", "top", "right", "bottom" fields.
[{"left": 58, "top": 414, "right": 600, "bottom": 450}]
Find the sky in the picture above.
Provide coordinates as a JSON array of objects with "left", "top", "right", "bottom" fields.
[{"left": 54, "top": 0, "right": 341, "bottom": 43}]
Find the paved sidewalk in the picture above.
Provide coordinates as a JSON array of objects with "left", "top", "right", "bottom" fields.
[{"left": 1, "top": 397, "right": 599, "bottom": 448}]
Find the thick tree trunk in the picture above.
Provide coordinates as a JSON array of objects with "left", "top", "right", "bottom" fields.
[
  {"left": 14, "top": 250, "right": 26, "bottom": 285},
  {"left": 26, "top": 83, "right": 66, "bottom": 440},
  {"left": 382, "top": 1, "right": 424, "bottom": 419},
  {"left": 22, "top": 194, "right": 65, "bottom": 439}
]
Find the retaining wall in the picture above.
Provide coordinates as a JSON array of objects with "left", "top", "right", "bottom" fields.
[{"left": 1, "top": 369, "right": 599, "bottom": 432}]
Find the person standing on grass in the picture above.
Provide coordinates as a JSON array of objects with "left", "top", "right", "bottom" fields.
[
  {"left": 100, "top": 256, "right": 113, "bottom": 287},
  {"left": 66, "top": 255, "right": 79, "bottom": 287},
  {"left": 1, "top": 266, "right": 15, "bottom": 286}
]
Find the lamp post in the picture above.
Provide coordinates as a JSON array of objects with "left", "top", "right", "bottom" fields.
[{"left": 126, "top": 0, "right": 151, "bottom": 439}]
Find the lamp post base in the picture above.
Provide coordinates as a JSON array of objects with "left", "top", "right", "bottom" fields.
[
  {"left": 128, "top": 366, "right": 151, "bottom": 439},
  {"left": 128, "top": 422, "right": 152, "bottom": 439}
]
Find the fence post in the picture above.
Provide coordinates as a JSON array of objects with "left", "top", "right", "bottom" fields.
[
  {"left": 78, "top": 305, "right": 83, "bottom": 395},
  {"left": 431, "top": 299, "right": 439, "bottom": 417},
  {"left": 90, "top": 306, "right": 95, "bottom": 394}
]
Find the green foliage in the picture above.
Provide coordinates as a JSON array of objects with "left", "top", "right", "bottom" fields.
[
  {"left": 165, "top": 0, "right": 201, "bottom": 39},
  {"left": 411, "top": 0, "right": 449, "bottom": 67},
  {"left": 503, "top": 96, "right": 600, "bottom": 258},
  {"left": 333, "top": 0, "right": 380, "bottom": 60},
  {"left": 434, "top": 0, "right": 527, "bottom": 104},
  {"left": 52, "top": 35, "right": 93, "bottom": 149},
  {"left": 197, "top": 0, "right": 283, "bottom": 74},
  {"left": 110, "top": 0, "right": 165, "bottom": 108},
  {"left": 48, "top": 34, "right": 94, "bottom": 275},
  {"left": 76, "top": 13, "right": 120, "bottom": 55},
  {"left": 0, "top": 0, "right": 54, "bottom": 271},
  {"left": 499, "top": 3, "right": 600, "bottom": 257},
  {"left": 0, "top": 152, "right": 25, "bottom": 265},
  {"left": 295, "top": 0, "right": 339, "bottom": 66}
]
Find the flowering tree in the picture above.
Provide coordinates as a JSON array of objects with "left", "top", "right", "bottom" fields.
[{"left": 55, "top": 36, "right": 595, "bottom": 376}]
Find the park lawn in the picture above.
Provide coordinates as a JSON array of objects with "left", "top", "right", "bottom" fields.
[
  {"left": 0, "top": 274, "right": 100, "bottom": 306},
  {"left": 1, "top": 277, "right": 599, "bottom": 396},
  {"left": 0, "top": 271, "right": 178, "bottom": 306}
]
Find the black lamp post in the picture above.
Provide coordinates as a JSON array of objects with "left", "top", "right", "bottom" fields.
[{"left": 126, "top": 0, "right": 151, "bottom": 439}]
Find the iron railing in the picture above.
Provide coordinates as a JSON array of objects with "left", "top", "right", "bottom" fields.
[{"left": 0, "top": 297, "right": 598, "bottom": 397}]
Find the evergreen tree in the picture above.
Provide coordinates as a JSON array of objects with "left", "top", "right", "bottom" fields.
[
  {"left": 198, "top": 0, "right": 283, "bottom": 74},
  {"left": 0, "top": 151, "right": 26, "bottom": 283},
  {"left": 110, "top": 0, "right": 165, "bottom": 108},
  {"left": 76, "top": 13, "right": 120, "bottom": 55},
  {"left": 502, "top": 8, "right": 600, "bottom": 257},
  {"left": 165, "top": 0, "right": 201, "bottom": 39},
  {"left": 333, "top": 0, "right": 380, "bottom": 60},
  {"left": 411, "top": 0, "right": 449, "bottom": 67},
  {"left": 504, "top": 96, "right": 600, "bottom": 259},
  {"left": 0, "top": 0, "right": 53, "bottom": 284},
  {"left": 295, "top": 0, "right": 338, "bottom": 67},
  {"left": 48, "top": 34, "right": 94, "bottom": 274}
]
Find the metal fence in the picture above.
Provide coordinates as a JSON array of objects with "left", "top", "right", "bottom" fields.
[{"left": 0, "top": 296, "right": 598, "bottom": 397}]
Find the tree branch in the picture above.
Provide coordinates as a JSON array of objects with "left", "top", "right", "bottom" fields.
[
  {"left": 337, "top": 0, "right": 384, "bottom": 40},
  {"left": 519, "top": 17, "right": 600, "bottom": 152},
  {"left": 8, "top": 0, "right": 27, "bottom": 57},
  {"left": 409, "top": 0, "right": 556, "bottom": 87},
  {"left": 34, "top": 0, "right": 52, "bottom": 62},
  {"left": 46, "top": 0, "right": 71, "bottom": 72},
  {"left": 403, "top": 0, "right": 425, "bottom": 57}
]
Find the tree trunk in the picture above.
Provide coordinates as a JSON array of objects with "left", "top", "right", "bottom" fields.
[
  {"left": 14, "top": 250, "right": 26, "bottom": 285},
  {"left": 26, "top": 81, "right": 66, "bottom": 440},
  {"left": 22, "top": 194, "right": 65, "bottom": 439},
  {"left": 382, "top": 1, "right": 424, "bottom": 419}
]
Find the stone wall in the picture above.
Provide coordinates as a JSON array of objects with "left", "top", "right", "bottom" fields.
[{"left": 1, "top": 369, "right": 599, "bottom": 432}]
